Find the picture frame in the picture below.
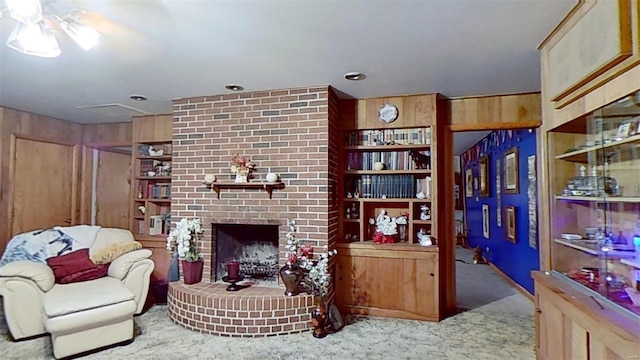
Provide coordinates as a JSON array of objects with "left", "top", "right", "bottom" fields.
[
  {"left": 504, "top": 147, "right": 519, "bottom": 194},
  {"left": 482, "top": 204, "right": 489, "bottom": 239},
  {"left": 505, "top": 206, "right": 517, "bottom": 243},
  {"left": 616, "top": 121, "right": 631, "bottom": 139},
  {"left": 465, "top": 168, "right": 473, "bottom": 197},
  {"left": 479, "top": 155, "right": 490, "bottom": 197}
]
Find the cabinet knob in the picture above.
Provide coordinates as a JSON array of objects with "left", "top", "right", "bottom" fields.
[
  {"left": 429, "top": 273, "right": 434, "bottom": 277},
  {"left": 535, "top": 308, "right": 542, "bottom": 314}
]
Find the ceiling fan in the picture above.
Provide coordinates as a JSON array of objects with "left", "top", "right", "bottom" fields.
[{"left": 1, "top": 0, "right": 101, "bottom": 57}]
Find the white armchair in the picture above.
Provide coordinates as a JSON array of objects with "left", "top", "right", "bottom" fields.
[{"left": 0, "top": 227, "right": 154, "bottom": 358}]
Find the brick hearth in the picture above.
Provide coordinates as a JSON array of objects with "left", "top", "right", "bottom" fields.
[{"left": 168, "top": 283, "right": 315, "bottom": 336}]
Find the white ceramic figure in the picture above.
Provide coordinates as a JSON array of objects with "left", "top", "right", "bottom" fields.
[
  {"left": 376, "top": 209, "right": 397, "bottom": 236},
  {"left": 417, "top": 228, "right": 432, "bottom": 246},
  {"left": 420, "top": 205, "right": 431, "bottom": 221}
]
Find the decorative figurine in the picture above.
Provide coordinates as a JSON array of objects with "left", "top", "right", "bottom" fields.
[
  {"left": 417, "top": 228, "right": 432, "bottom": 246},
  {"left": 473, "top": 246, "right": 488, "bottom": 264},
  {"left": 373, "top": 209, "right": 397, "bottom": 244},
  {"left": 419, "top": 205, "right": 431, "bottom": 221}
]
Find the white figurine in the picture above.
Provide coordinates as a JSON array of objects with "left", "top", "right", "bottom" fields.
[
  {"left": 417, "top": 228, "right": 432, "bottom": 246},
  {"left": 420, "top": 205, "right": 431, "bottom": 221},
  {"left": 376, "top": 209, "right": 398, "bottom": 236}
]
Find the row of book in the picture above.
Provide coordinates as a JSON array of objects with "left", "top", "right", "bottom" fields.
[
  {"left": 137, "top": 180, "right": 171, "bottom": 199},
  {"left": 346, "top": 150, "right": 430, "bottom": 171},
  {"left": 345, "top": 175, "right": 428, "bottom": 198},
  {"left": 134, "top": 218, "right": 169, "bottom": 236},
  {"left": 345, "top": 127, "right": 432, "bottom": 146}
]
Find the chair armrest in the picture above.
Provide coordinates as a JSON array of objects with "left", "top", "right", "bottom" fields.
[
  {"left": 108, "top": 249, "right": 153, "bottom": 280},
  {"left": 0, "top": 261, "right": 55, "bottom": 292}
]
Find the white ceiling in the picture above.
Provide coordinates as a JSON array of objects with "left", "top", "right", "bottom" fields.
[{"left": 0, "top": 0, "right": 575, "bottom": 133}]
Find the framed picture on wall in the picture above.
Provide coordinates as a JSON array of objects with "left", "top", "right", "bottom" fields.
[
  {"left": 465, "top": 168, "right": 473, "bottom": 197},
  {"left": 482, "top": 204, "right": 489, "bottom": 239},
  {"left": 505, "top": 205, "right": 517, "bottom": 243},
  {"left": 479, "top": 155, "right": 490, "bottom": 197},
  {"left": 504, "top": 147, "right": 519, "bottom": 194}
]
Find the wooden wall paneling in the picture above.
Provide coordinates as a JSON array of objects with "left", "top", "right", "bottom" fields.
[
  {"left": 448, "top": 93, "right": 542, "bottom": 131},
  {"left": 132, "top": 114, "right": 173, "bottom": 143},
  {"left": 353, "top": 94, "right": 436, "bottom": 129},
  {"left": 82, "top": 122, "right": 132, "bottom": 144},
  {"left": 338, "top": 99, "right": 358, "bottom": 130},
  {"left": 0, "top": 108, "right": 83, "bottom": 252}
]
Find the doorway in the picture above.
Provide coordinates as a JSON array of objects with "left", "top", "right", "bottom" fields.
[{"left": 83, "top": 145, "right": 132, "bottom": 228}]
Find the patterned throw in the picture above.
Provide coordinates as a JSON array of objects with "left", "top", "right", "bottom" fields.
[{"left": 0, "top": 225, "right": 101, "bottom": 267}]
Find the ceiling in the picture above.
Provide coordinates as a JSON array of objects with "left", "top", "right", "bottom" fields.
[{"left": 0, "top": 0, "right": 575, "bottom": 151}]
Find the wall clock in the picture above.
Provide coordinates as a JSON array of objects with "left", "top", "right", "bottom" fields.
[{"left": 378, "top": 103, "right": 399, "bottom": 123}]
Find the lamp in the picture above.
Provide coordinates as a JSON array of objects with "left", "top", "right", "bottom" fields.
[
  {"left": 6, "top": 22, "right": 61, "bottom": 58},
  {"left": 2, "top": 0, "right": 100, "bottom": 57}
]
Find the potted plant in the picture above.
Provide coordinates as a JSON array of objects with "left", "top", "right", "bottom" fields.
[
  {"left": 300, "top": 246, "right": 337, "bottom": 338},
  {"left": 230, "top": 153, "right": 256, "bottom": 182},
  {"left": 280, "top": 219, "right": 313, "bottom": 296},
  {"left": 167, "top": 218, "right": 204, "bottom": 284}
]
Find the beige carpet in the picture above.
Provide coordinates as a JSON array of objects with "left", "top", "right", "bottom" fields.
[{"left": 0, "top": 248, "right": 535, "bottom": 360}]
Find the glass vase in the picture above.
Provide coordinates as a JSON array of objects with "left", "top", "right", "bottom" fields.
[
  {"left": 279, "top": 263, "right": 302, "bottom": 296},
  {"left": 398, "top": 224, "right": 407, "bottom": 241}
]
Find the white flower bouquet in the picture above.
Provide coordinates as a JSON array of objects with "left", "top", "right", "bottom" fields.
[{"left": 166, "top": 218, "right": 203, "bottom": 262}]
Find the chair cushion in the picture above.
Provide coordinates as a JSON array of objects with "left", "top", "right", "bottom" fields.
[
  {"left": 46, "top": 249, "right": 108, "bottom": 284},
  {"left": 44, "top": 277, "right": 135, "bottom": 318},
  {"left": 90, "top": 241, "right": 142, "bottom": 265}
]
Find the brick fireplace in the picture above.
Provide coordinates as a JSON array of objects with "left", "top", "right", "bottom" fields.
[{"left": 167, "top": 86, "right": 340, "bottom": 336}]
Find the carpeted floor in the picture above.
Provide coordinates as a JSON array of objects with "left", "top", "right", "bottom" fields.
[{"left": 0, "top": 247, "right": 535, "bottom": 360}]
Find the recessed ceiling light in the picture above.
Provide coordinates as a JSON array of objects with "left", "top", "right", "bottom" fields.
[
  {"left": 225, "top": 84, "right": 244, "bottom": 91},
  {"left": 129, "top": 94, "right": 147, "bottom": 101},
  {"left": 344, "top": 72, "right": 366, "bottom": 81}
]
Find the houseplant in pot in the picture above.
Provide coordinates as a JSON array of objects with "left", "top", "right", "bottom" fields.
[
  {"left": 300, "top": 246, "right": 338, "bottom": 338},
  {"left": 280, "top": 219, "right": 313, "bottom": 296},
  {"left": 230, "top": 153, "right": 256, "bottom": 183},
  {"left": 167, "top": 218, "right": 204, "bottom": 284}
]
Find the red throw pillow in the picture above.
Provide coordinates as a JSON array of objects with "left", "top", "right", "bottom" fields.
[{"left": 46, "top": 248, "right": 108, "bottom": 284}]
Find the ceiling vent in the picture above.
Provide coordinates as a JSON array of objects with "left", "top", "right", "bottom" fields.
[{"left": 76, "top": 103, "right": 149, "bottom": 117}]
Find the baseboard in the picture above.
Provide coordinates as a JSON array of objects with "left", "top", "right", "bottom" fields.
[{"left": 487, "top": 262, "right": 535, "bottom": 303}]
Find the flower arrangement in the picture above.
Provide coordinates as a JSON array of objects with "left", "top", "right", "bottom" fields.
[
  {"left": 283, "top": 219, "right": 313, "bottom": 266},
  {"left": 300, "top": 246, "right": 338, "bottom": 298},
  {"left": 230, "top": 154, "right": 256, "bottom": 176},
  {"left": 166, "top": 218, "right": 203, "bottom": 262}
]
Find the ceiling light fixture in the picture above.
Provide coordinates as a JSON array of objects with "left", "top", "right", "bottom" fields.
[
  {"left": 225, "top": 84, "right": 244, "bottom": 91},
  {"left": 344, "top": 72, "right": 366, "bottom": 81},
  {"left": 2, "top": 0, "right": 100, "bottom": 57},
  {"left": 6, "top": 22, "right": 61, "bottom": 58},
  {"left": 5, "top": 0, "right": 43, "bottom": 24}
]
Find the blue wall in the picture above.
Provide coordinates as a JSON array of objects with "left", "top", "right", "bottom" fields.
[{"left": 462, "top": 129, "right": 539, "bottom": 294}]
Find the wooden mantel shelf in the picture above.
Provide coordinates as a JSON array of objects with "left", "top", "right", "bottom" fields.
[{"left": 205, "top": 181, "right": 285, "bottom": 199}]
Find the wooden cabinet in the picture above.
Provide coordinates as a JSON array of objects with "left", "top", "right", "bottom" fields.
[
  {"left": 537, "top": 1, "right": 640, "bottom": 357},
  {"left": 335, "top": 94, "right": 453, "bottom": 320},
  {"left": 336, "top": 243, "right": 439, "bottom": 320},
  {"left": 534, "top": 272, "right": 640, "bottom": 360}
]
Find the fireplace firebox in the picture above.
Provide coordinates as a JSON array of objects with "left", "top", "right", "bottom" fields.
[{"left": 213, "top": 223, "right": 279, "bottom": 286}]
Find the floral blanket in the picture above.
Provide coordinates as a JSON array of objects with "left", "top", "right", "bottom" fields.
[{"left": 0, "top": 225, "right": 101, "bottom": 267}]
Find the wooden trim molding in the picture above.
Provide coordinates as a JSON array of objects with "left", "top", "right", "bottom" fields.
[{"left": 488, "top": 262, "right": 535, "bottom": 302}]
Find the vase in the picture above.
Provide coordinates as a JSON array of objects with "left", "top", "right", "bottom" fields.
[
  {"left": 235, "top": 174, "right": 248, "bottom": 183},
  {"left": 311, "top": 296, "right": 328, "bottom": 338},
  {"left": 279, "top": 263, "right": 303, "bottom": 296},
  {"left": 398, "top": 224, "right": 407, "bottom": 241},
  {"left": 182, "top": 259, "right": 203, "bottom": 285},
  {"left": 167, "top": 249, "right": 180, "bottom": 282}
]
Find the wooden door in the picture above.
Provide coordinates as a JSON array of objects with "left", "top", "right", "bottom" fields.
[
  {"left": 12, "top": 137, "right": 76, "bottom": 235},
  {"left": 95, "top": 149, "right": 130, "bottom": 228}
]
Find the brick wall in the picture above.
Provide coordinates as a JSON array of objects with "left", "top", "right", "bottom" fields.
[{"left": 171, "top": 86, "right": 339, "bottom": 283}]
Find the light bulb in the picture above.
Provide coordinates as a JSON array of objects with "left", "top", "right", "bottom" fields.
[
  {"left": 60, "top": 20, "right": 100, "bottom": 50},
  {"left": 6, "top": 0, "right": 43, "bottom": 24},
  {"left": 7, "top": 22, "right": 61, "bottom": 58}
]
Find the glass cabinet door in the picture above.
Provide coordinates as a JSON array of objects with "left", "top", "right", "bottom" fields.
[{"left": 549, "top": 89, "right": 640, "bottom": 318}]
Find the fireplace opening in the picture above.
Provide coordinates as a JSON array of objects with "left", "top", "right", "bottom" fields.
[{"left": 213, "top": 223, "right": 279, "bottom": 286}]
